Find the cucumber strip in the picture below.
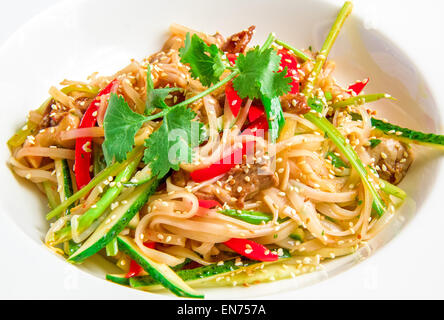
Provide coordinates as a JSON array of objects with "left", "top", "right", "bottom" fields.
[
  {"left": 218, "top": 209, "right": 289, "bottom": 225},
  {"left": 106, "top": 273, "right": 129, "bottom": 286},
  {"left": 46, "top": 146, "right": 144, "bottom": 220},
  {"left": 218, "top": 209, "right": 273, "bottom": 225},
  {"left": 106, "top": 237, "right": 119, "bottom": 257},
  {"left": 42, "top": 182, "right": 60, "bottom": 210},
  {"left": 130, "top": 250, "right": 291, "bottom": 290},
  {"left": 289, "top": 227, "right": 305, "bottom": 242},
  {"left": 129, "top": 258, "right": 256, "bottom": 290},
  {"left": 371, "top": 118, "right": 444, "bottom": 150},
  {"left": 131, "top": 247, "right": 354, "bottom": 291},
  {"left": 52, "top": 152, "right": 143, "bottom": 244},
  {"left": 347, "top": 113, "right": 444, "bottom": 150},
  {"left": 189, "top": 262, "right": 316, "bottom": 288},
  {"left": 128, "top": 212, "right": 139, "bottom": 229},
  {"left": 68, "top": 178, "right": 159, "bottom": 263},
  {"left": 55, "top": 159, "right": 74, "bottom": 207},
  {"left": 171, "top": 258, "right": 192, "bottom": 271},
  {"left": 123, "top": 164, "right": 152, "bottom": 187},
  {"left": 55, "top": 159, "right": 79, "bottom": 255},
  {"left": 93, "top": 142, "right": 107, "bottom": 176},
  {"left": 117, "top": 236, "right": 204, "bottom": 299}
]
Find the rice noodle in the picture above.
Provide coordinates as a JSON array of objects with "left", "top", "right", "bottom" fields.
[
  {"left": 16, "top": 147, "right": 75, "bottom": 160},
  {"left": 59, "top": 127, "right": 104, "bottom": 140},
  {"left": 11, "top": 23, "right": 412, "bottom": 286}
]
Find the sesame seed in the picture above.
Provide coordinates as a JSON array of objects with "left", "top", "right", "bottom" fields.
[
  {"left": 110, "top": 201, "right": 119, "bottom": 210},
  {"left": 82, "top": 141, "right": 92, "bottom": 153}
]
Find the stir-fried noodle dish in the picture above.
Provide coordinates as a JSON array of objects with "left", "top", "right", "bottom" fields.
[{"left": 7, "top": 2, "right": 444, "bottom": 298}]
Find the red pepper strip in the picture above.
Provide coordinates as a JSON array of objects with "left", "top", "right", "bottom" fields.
[
  {"left": 242, "top": 115, "right": 269, "bottom": 137},
  {"left": 197, "top": 200, "right": 221, "bottom": 216},
  {"left": 190, "top": 146, "right": 246, "bottom": 183},
  {"left": 198, "top": 199, "right": 221, "bottom": 209},
  {"left": 143, "top": 241, "right": 156, "bottom": 249},
  {"left": 225, "top": 81, "right": 243, "bottom": 117},
  {"left": 125, "top": 241, "right": 157, "bottom": 278},
  {"left": 278, "top": 48, "right": 300, "bottom": 94},
  {"left": 125, "top": 259, "right": 143, "bottom": 278},
  {"left": 348, "top": 78, "right": 369, "bottom": 95},
  {"left": 248, "top": 105, "right": 265, "bottom": 122},
  {"left": 226, "top": 53, "right": 238, "bottom": 65},
  {"left": 224, "top": 238, "right": 279, "bottom": 262},
  {"left": 190, "top": 116, "right": 268, "bottom": 183},
  {"left": 74, "top": 79, "right": 119, "bottom": 189}
]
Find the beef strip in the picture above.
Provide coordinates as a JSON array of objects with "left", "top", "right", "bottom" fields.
[
  {"left": 280, "top": 93, "right": 310, "bottom": 115},
  {"left": 222, "top": 26, "right": 256, "bottom": 54},
  {"left": 171, "top": 169, "right": 218, "bottom": 201},
  {"left": 366, "top": 138, "right": 413, "bottom": 185},
  {"left": 222, "top": 162, "right": 278, "bottom": 208},
  {"left": 171, "top": 169, "right": 190, "bottom": 188}
]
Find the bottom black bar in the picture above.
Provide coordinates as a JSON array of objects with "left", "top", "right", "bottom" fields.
[{"left": 0, "top": 299, "right": 432, "bottom": 318}]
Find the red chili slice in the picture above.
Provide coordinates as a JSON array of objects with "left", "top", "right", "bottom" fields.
[
  {"left": 198, "top": 199, "right": 221, "bottom": 209},
  {"left": 125, "top": 259, "right": 143, "bottom": 278},
  {"left": 224, "top": 238, "right": 279, "bottom": 262},
  {"left": 348, "top": 78, "right": 369, "bottom": 95},
  {"left": 248, "top": 105, "right": 265, "bottom": 122},
  {"left": 226, "top": 53, "right": 238, "bottom": 65},
  {"left": 189, "top": 115, "right": 268, "bottom": 183},
  {"left": 143, "top": 241, "right": 156, "bottom": 249},
  {"left": 278, "top": 48, "right": 300, "bottom": 94},
  {"left": 225, "top": 81, "right": 243, "bottom": 117},
  {"left": 74, "top": 79, "right": 119, "bottom": 189}
]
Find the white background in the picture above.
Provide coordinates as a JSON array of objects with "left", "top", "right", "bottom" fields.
[{"left": 0, "top": 0, "right": 443, "bottom": 299}]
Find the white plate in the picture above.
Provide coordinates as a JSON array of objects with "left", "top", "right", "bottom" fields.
[{"left": 0, "top": 0, "right": 443, "bottom": 299}]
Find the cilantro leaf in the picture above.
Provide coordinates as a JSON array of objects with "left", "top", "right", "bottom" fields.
[
  {"left": 179, "top": 33, "right": 225, "bottom": 87},
  {"left": 308, "top": 97, "right": 324, "bottom": 113},
  {"left": 326, "top": 151, "right": 349, "bottom": 169},
  {"left": 103, "top": 93, "right": 146, "bottom": 165},
  {"left": 324, "top": 91, "right": 333, "bottom": 101},
  {"left": 233, "top": 47, "right": 291, "bottom": 100},
  {"left": 145, "top": 65, "right": 181, "bottom": 114},
  {"left": 369, "top": 138, "right": 382, "bottom": 148},
  {"left": 143, "top": 106, "right": 202, "bottom": 179}
]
